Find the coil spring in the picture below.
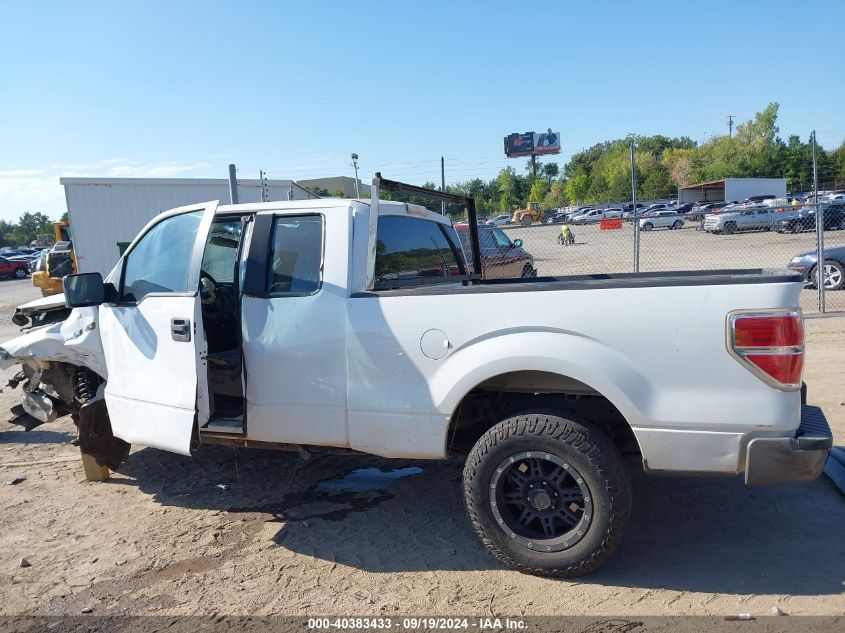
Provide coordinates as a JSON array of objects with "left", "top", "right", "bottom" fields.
[{"left": 74, "top": 369, "right": 98, "bottom": 403}]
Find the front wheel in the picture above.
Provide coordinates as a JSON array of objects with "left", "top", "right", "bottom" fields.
[
  {"left": 723, "top": 222, "right": 737, "bottom": 235},
  {"left": 520, "top": 215, "right": 532, "bottom": 226},
  {"left": 14, "top": 268, "right": 27, "bottom": 279},
  {"left": 463, "top": 412, "right": 631, "bottom": 578},
  {"left": 817, "top": 260, "right": 845, "bottom": 291},
  {"left": 521, "top": 264, "right": 537, "bottom": 278},
  {"left": 672, "top": 219, "right": 683, "bottom": 229},
  {"left": 642, "top": 222, "right": 653, "bottom": 231}
]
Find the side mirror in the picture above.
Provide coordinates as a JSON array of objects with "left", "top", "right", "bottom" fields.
[
  {"left": 512, "top": 239, "right": 523, "bottom": 248},
  {"left": 63, "top": 273, "right": 105, "bottom": 308}
]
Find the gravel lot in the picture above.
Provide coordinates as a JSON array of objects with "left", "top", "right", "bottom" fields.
[
  {"left": 0, "top": 281, "right": 843, "bottom": 618},
  {"left": 502, "top": 222, "right": 845, "bottom": 313}
]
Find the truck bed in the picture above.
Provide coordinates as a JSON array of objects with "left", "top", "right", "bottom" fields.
[{"left": 354, "top": 268, "right": 802, "bottom": 297}]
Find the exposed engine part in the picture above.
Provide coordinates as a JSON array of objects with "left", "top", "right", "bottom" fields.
[
  {"left": 5, "top": 370, "right": 26, "bottom": 391},
  {"left": 22, "top": 389, "right": 57, "bottom": 424},
  {"left": 8, "top": 404, "right": 46, "bottom": 431},
  {"left": 74, "top": 368, "right": 99, "bottom": 403}
]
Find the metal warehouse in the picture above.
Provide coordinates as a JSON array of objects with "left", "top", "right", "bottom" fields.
[
  {"left": 677, "top": 178, "right": 787, "bottom": 204},
  {"left": 60, "top": 177, "right": 318, "bottom": 275}
]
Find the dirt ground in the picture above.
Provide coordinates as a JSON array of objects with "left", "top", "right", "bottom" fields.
[{"left": 0, "top": 279, "right": 842, "bottom": 617}]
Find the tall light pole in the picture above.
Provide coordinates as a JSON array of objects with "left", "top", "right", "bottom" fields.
[
  {"left": 351, "top": 153, "right": 360, "bottom": 197},
  {"left": 727, "top": 115, "right": 735, "bottom": 138}
]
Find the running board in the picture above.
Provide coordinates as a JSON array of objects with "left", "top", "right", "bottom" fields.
[{"left": 202, "top": 418, "right": 244, "bottom": 434}]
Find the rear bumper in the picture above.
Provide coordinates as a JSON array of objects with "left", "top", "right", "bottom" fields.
[{"left": 745, "top": 404, "right": 832, "bottom": 485}]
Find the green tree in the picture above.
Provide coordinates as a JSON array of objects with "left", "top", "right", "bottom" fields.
[
  {"left": 564, "top": 173, "right": 589, "bottom": 204},
  {"left": 13, "top": 212, "right": 54, "bottom": 246},
  {"left": 528, "top": 177, "right": 550, "bottom": 203}
]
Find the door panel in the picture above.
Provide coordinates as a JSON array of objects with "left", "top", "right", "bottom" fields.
[
  {"left": 100, "top": 202, "right": 217, "bottom": 455},
  {"left": 240, "top": 211, "right": 348, "bottom": 446}
]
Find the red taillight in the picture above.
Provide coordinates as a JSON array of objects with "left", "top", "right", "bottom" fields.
[
  {"left": 729, "top": 310, "right": 804, "bottom": 389},
  {"left": 734, "top": 315, "right": 803, "bottom": 348}
]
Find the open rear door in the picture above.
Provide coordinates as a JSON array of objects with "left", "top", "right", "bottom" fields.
[{"left": 99, "top": 202, "right": 218, "bottom": 455}]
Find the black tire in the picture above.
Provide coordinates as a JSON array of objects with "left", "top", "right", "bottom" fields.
[
  {"left": 723, "top": 222, "right": 737, "bottom": 235},
  {"left": 14, "top": 268, "right": 27, "bottom": 279},
  {"left": 521, "top": 264, "right": 536, "bottom": 278},
  {"left": 463, "top": 412, "right": 631, "bottom": 578},
  {"left": 642, "top": 222, "right": 653, "bottom": 231},
  {"left": 672, "top": 219, "right": 683, "bottom": 229},
  {"left": 520, "top": 215, "right": 532, "bottom": 226}
]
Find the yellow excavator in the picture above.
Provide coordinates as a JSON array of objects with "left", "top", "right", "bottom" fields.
[
  {"left": 32, "top": 221, "right": 75, "bottom": 296},
  {"left": 511, "top": 201, "right": 543, "bottom": 226}
]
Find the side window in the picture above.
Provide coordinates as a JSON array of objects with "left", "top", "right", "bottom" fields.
[
  {"left": 202, "top": 220, "right": 243, "bottom": 284},
  {"left": 491, "top": 229, "right": 511, "bottom": 248},
  {"left": 374, "top": 216, "right": 463, "bottom": 289},
  {"left": 122, "top": 211, "right": 202, "bottom": 303},
  {"left": 267, "top": 215, "right": 323, "bottom": 296}
]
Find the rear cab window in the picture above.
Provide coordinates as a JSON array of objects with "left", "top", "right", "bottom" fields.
[{"left": 374, "top": 215, "right": 465, "bottom": 290}]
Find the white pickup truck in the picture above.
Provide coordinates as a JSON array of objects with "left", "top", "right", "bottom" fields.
[{"left": 0, "top": 176, "right": 832, "bottom": 578}]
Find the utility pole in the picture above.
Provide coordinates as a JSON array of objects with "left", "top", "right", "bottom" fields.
[
  {"left": 727, "top": 115, "right": 735, "bottom": 138},
  {"left": 530, "top": 154, "right": 537, "bottom": 179},
  {"left": 228, "top": 163, "right": 239, "bottom": 204},
  {"left": 631, "top": 139, "right": 640, "bottom": 273},
  {"left": 351, "top": 153, "right": 360, "bottom": 197},
  {"left": 812, "top": 130, "right": 825, "bottom": 312},
  {"left": 441, "top": 156, "right": 446, "bottom": 215},
  {"left": 259, "top": 170, "right": 270, "bottom": 202}
]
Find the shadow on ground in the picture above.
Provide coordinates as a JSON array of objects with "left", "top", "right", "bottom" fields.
[
  {"left": 115, "top": 445, "right": 845, "bottom": 595},
  {"left": 0, "top": 428, "right": 76, "bottom": 445}
]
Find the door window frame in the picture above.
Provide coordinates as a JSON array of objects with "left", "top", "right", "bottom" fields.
[{"left": 114, "top": 202, "right": 218, "bottom": 306}]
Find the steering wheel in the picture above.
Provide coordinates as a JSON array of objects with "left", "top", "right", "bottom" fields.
[{"left": 200, "top": 271, "right": 223, "bottom": 307}]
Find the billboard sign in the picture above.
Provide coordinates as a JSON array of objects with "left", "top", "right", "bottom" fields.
[{"left": 504, "top": 129, "right": 561, "bottom": 157}]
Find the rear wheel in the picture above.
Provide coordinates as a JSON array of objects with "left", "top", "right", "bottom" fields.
[
  {"left": 723, "top": 222, "right": 737, "bottom": 235},
  {"left": 672, "top": 219, "right": 683, "bottom": 229},
  {"left": 642, "top": 222, "right": 653, "bottom": 231},
  {"left": 463, "top": 412, "right": 631, "bottom": 578},
  {"left": 14, "top": 268, "right": 27, "bottom": 279}
]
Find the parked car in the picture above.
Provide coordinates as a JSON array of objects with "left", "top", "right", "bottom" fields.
[
  {"left": 569, "top": 208, "right": 622, "bottom": 224},
  {"left": 486, "top": 214, "right": 511, "bottom": 227},
  {"left": 0, "top": 188, "right": 831, "bottom": 579},
  {"left": 639, "top": 210, "right": 685, "bottom": 231},
  {"left": 687, "top": 202, "right": 730, "bottom": 222},
  {"left": 775, "top": 204, "right": 845, "bottom": 233},
  {"left": 640, "top": 203, "right": 673, "bottom": 217},
  {"left": 788, "top": 244, "right": 845, "bottom": 291},
  {"left": 673, "top": 203, "right": 695, "bottom": 214},
  {"left": 703, "top": 205, "right": 774, "bottom": 234},
  {"left": 545, "top": 211, "right": 571, "bottom": 224},
  {"left": 742, "top": 195, "right": 777, "bottom": 204},
  {"left": 6, "top": 254, "right": 41, "bottom": 272},
  {"left": 622, "top": 202, "right": 646, "bottom": 213},
  {"left": 456, "top": 224, "right": 536, "bottom": 279},
  {"left": 0, "top": 256, "right": 31, "bottom": 279},
  {"left": 622, "top": 207, "right": 649, "bottom": 219}
]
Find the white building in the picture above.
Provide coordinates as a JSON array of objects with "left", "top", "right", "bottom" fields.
[
  {"left": 678, "top": 178, "right": 787, "bottom": 204},
  {"left": 60, "top": 177, "right": 318, "bottom": 274}
]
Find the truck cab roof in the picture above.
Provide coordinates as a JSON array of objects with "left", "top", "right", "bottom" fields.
[{"left": 214, "top": 198, "right": 452, "bottom": 226}]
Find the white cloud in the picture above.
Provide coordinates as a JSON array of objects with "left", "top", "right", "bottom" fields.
[{"left": 0, "top": 159, "right": 216, "bottom": 222}]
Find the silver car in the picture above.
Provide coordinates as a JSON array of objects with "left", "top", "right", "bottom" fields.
[
  {"left": 703, "top": 205, "right": 774, "bottom": 234},
  {"left": 639, "top": 210, "right": 685, "bottom": 231}
]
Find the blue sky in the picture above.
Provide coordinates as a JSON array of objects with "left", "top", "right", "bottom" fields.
[{"left": 1, "top": 0, "right": 843, "bottom": 221}]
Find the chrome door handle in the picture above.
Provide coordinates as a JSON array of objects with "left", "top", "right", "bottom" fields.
[{"left": 171, "top": 318, "right": 191, "bottom": 342}]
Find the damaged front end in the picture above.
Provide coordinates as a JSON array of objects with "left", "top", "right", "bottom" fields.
[{"left": 1, "top": 297, "right": 129, "bottom": 471}]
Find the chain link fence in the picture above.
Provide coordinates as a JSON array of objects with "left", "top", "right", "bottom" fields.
[{"left": 490, "top": 135, "right": 843, "bottom": 314}]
